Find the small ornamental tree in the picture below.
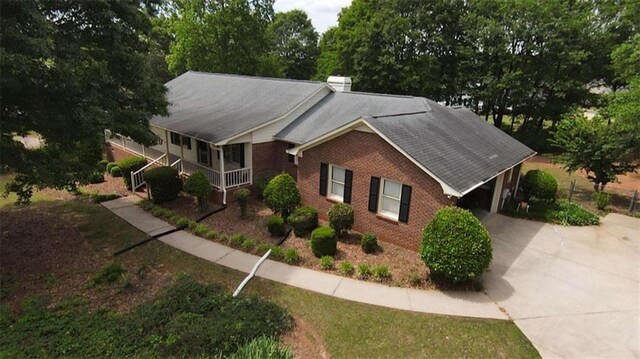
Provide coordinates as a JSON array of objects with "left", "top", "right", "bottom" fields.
[
  {"left": 144, "top": 166, "right": 181, "bottom": 204},
  {"left": 328, "top": 203, "right": 354, "bottom": 237},
  {"left": 183, "top": 171, "right": 212, "bottom": 210},
  {"left": 521, "top": 170, "right": 557, "bottom": 201},
  {"left": 287, "top": 206, "right": 318, "bottom": 237},
  {"left": 118, "top": 156, "right": 147, "bottom": 190},
  {"left": 263, "top": 173, "right": 300, "bottom": 219},
  {"left": 234, "top": 188, "right": 251, "bottom": 217},
  {"left": 420, "top": 207, "right": 492, "bottom": 283}
]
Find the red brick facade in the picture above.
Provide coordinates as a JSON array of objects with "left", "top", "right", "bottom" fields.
[
  {"left": 106, "top": 143, "right": 135, "bottom": 162},
  {"left": 297, "top": 130, "right": 454, "bottom": 251},
  {"left": 252, "top": 140, "right": 297, "bottom": 180}
]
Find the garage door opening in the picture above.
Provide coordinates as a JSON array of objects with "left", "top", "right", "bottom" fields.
[{"left": 457, "top": 178, "right": 496, "bottom": 220}]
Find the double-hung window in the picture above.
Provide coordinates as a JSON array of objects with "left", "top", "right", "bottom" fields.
[
  {"left": 329, "top": 165, "right": 346, "bottom": 201},
  {"left": 379, "top": 178, "right": 402, "bottom": 220},
  {"left": 170, "top": 131, "right": 191, "bottom": 150}
]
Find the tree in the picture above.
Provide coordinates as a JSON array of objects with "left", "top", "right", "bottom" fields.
[
  {"left": 314, "top": 27, "right": 341, "bottom": 80},
  {"left": 1, "top": 0, "right": 168, "bottom": 203},
  {"left": 166, "top": 0, "right": 278, "bottom": 77},
  {"left": 552, "top": 112, "right": 638, "bottom": 191},
  {"left": 267, "top": 10, "right": 319, "bottom": 80}
]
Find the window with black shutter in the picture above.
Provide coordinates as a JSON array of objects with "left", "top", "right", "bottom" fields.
[
  {"left": 343, "top": 169, "right": 353, "bottom": 204},
  {"left": 368, "top": 177, "right": 380, "bottom": 212},
  {"left": 399, "top": 185, "right": 412, "bottom": 223},
  {"left": 319, "top": 163, "right": 328, "bottom": 196}
]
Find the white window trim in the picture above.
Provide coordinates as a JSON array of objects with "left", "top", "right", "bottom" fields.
[
  {"left": 378, "top": 178, "right": 402, "bottom": 220},
  {"left": 328, "top": 164, "right": 346, "bottom": 202}
]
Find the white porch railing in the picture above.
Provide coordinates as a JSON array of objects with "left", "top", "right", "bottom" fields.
[
  {"left": 225, "top": 168, "right": 252, "bottom": 188},
  {"left": 182, "top": 160, "right": 222, "bottom": 188},
  {"left": 131, "top": 154, "right": 168, "bottom": 192},
  {"left": 106, "top": 129, "right": 252, "bottom": 190}
]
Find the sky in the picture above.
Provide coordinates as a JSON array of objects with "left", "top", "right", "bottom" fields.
[{"left": 273, "top": 0, "right": 352, "bottom": 34}]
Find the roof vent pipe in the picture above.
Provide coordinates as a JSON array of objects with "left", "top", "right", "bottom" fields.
[{"left": 327, "top": 76, "right": 352, "bottom": 92}]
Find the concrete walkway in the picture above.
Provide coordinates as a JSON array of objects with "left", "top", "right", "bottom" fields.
[{"left": 102, "top": 196, "right": 507, "bottom": 320}]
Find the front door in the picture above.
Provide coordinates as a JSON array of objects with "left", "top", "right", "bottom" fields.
[{"left": 197, "top": 140, "right": 212, "bottom": 166}]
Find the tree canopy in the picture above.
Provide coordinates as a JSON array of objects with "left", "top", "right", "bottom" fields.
[
  {"left": 266, "top": 10, "right": 319, "bottom": 80},
  {"left": 1, "top": 0, "right": 168, "bottom": 203}
]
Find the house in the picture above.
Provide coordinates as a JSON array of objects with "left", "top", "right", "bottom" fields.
[{"left": 106, "top": 71, "right": 535, "bottom": 250}]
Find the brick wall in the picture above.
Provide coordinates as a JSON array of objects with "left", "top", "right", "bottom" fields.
[
  {"left": 297, "top": 131, "right": 454, "bottom": 251},
  {"left": 105, "top": 143, "right": 138, "bottom": 162},
  {"left": 252, "top": 140, "right": 297, "bottom": 180}
]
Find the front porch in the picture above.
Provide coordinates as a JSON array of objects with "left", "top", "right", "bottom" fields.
[{"left": 105, "top": 129, "right": 252, "bottom": 191}]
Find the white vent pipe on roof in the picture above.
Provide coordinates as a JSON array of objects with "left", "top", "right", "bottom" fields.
[{"left": 327, "top": 76, "right": 352, "bottom": 92}]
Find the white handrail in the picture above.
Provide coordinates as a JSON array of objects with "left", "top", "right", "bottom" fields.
[{"left": 131, "top": 153, "right": 167, "bottom": 192}]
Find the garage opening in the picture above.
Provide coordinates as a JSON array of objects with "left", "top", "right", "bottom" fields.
[{"left": 457, "top": 177, "right": 496, "bottom": 219}]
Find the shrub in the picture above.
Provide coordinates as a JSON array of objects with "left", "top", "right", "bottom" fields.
[
  {"left": 176, "top": 217, "right": 190, "bottom": 228},
  {"left": 241, "top": 237, "right": 256, "bottom": 251},
  {"left": 106, "top": 161, "right": 119, "bottom": 173},
  {"left": 339, "top": 261, "right": 354, "bottom": 276},
  {"left": 502, "top": 199, "right": 599, "bottom": 226},
  {"left": 310, "top": 227, "right": 337, "bottom": 258},
  {"left": 270, "top": 246, "right": 285, "bottom": 261},
  {"left": 328, "top": 203, "right": 354, "bottom": 236},
  {"left": 228, "top": 336, "right": 294, "bottom": 359},
  {"left": 144, "top": 166, "right": 181, "bottom": 204},
  {"left": 193, "top": 224, "right": 208, "bottom": 236},
  {"left": 522, "top": 170, "right": 558, "bottom": 201},
  {"left": 287, "top": 207, "right": 318, "bottom": 237},
  {"left": 188, "top": 220, "right": 199, "bottom": 230},
  {"left": 256, "top": 243, "right": 273, "bottom": 255},
  {"left": 283, "top": 248, "right": 299, "bottom": 264},
  {"left": 98, "top": 159, "right": 109, "bottom": 172},
  {"left": 267, "top": 215, "right": 286, "bottom": 236},
  {"left": 263, "top": 173, "right": 300, "bottom": 218},
  {"left": 230, "top": 234, "right": 247, "bottom": 247},
  {"left": 319, "top": 256, "right": 333, "bottom": 270},
  {"left": 88, "top": 172, "right": 104, "bottom": 184},
  {"left": 183, "top": 171, "right": 212, "bottom": 210},
  {"left": 255, "top": 173, "right": 275, "bottom": 200},
  {"left": 372, "top": 265, "right": 391, "bottom": 282},
  {"left": 408, "top": 273, "right": 422, "bottom": 286},
  {"left": 205, "top": 230, "right": 219, "bottom": 240},
  {"left": 420, "top": 206, "right": 492, "bottom": 283},
  {"left": 356, "top": 263, "right": 372, "bottom": 279},
  {"left": 220, "top": 234, "right": 228, "bottom": 243},
  {"left": 139, "top": 199, "right": 155, "bottom": 211},
  {"left": 92, "top": 263, "right": 125, "bottom": 285},
  {"left": 360, "top": 232, "right": 378, "bottom": 254},
  {"left": 109, "top": 166, "right": 122, "bottom": 177},
  {"left": 594, "top": 191, "right": 612, "bottom": 211},
  {"left": 118, "top": 156, "right": 147, "bottom": 190},
  {"left": 234, "top": 188, "right": 251, "bottom": 218}
]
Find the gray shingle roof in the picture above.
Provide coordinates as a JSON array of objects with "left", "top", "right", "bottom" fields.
[
  {"left": 275, "top": 91, "right": 430, "bottom": 144},
  {"left": 150, "top": 71, "right": 326, "bottom": 143},
  {"left": 365, "top": 101, "right": 535, "bottom": 194}
]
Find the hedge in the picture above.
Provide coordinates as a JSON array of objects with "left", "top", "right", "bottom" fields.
[
  {"left": 145, "top": 166, "right": 181, "bottom": 204},
  {"left": 287, "top": 206, "right": 318, "bottom": 237}
]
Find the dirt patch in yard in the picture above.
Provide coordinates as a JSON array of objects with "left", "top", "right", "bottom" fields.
[{"left": 81, "top": 174, "right": 130, "bottom": 197}]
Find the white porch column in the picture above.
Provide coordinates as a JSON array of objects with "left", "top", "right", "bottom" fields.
[
  {"left": 164, "top": 130, "right": 170, "bottom": 157},
  {"left": 490, "top": 172, "right": 505, "bottom": 213},
  {"left": 219, "top": 145, "right": 226, "bottom": 189},
  {"left": 179, "top": 134, "right": 184, "bottom": 163}
]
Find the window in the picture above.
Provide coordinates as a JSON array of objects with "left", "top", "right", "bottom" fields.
[
  {"left": 379, "top": 178, "right": 402, "bottom": 219},
  {"left": 219, "top": 143, "right": 245, "bottom": 167},
  {"left": 170, "top": 131, "right": 191, "bottom": 150},
  {"left": 329, "top": 165, "right": 346, "bottom": 201},
  {"left": 197, "top": 140, "right": 211, "bottom": 166}
]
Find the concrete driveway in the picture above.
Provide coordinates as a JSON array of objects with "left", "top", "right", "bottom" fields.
[{"left": 483, "top": 213, "right": 640, "bottom": 358}]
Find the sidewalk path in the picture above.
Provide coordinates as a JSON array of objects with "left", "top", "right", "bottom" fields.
[{"left": 102, "top": 196, "right": 507, "bottom": 320}]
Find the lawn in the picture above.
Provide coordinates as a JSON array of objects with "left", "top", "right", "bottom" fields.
[{"left": 0, "top": 198, "right": 540, "bottom": 358}]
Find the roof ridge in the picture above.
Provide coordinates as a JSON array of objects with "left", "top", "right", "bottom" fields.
[
  {"left": 342, "top": 90, "right": 418, "bottom": 99},
  {"left": 370, "top": 111, "right": 429, "bottom": 119},
  {"left": 185, "top": 70, "right": 325, "bottom": 85}
]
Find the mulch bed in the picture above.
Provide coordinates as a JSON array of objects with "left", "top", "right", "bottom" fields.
[
  {"left": 81, "top": 174, "right": 131, "bottom": 197},
  {"left": 153, "top": 196, "right": 480, "bottom": 290}
]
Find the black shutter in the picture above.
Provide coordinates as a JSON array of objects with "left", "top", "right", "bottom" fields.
[
  {"left": 239, "top": 144, "right": 245, "bottom": 168},
  {"left": 319, "top": 163, "right": 328, "bottom": 196},
  {"left": 343, "top": 169, "right": 353, "bottom": 204},
  {"left": 399, "top": 185, "right": 412, "bottom": 223},
  {"left": 368, "top": 177, "right": 380, "bottom": 212}
]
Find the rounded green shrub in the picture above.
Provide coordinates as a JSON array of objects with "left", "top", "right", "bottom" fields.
[
  {"left": 88, "top": 172, "right": 104, "bottom": 184},
  {"left": 287, "top": 206, "right": 318, "bottom": 237},
  {"left": 110, "top": 166, "right": 122, "bottom": 177},
  {"left": 106, "top": 161, "right": 118, "bottom": 173},
  {"left": 267, "top": 215, "right": 286, "bottom": 236},
  {"left": 360, "top": 232, "right": 378, "bottom": 254},
  {"left": 522, "top": 170, "right": 557, "bottom": 201},
  {"left": 176, "top": 217, "right": 190, "bottom": 228},
  {"left": 183, "top": 171, "right": 212, "bottom": 210},
  {"left": 372, "top": 265, "right": 391, "bottom": 282},
  {"left": 234, "top": 188, "right": 251, "bottom": 218},
  {"left": 420, "top": 206, "right": 492, "bottom": 283},
  {"left": 145, "top": 166, "right": 181, "bottom": 204},
  {"left": 98, "top": 159, "right": 109, "bottom": 172},
  {"left": 339, "top": 261, "right": 354, "bottom": 276},
  {"left": 594, "top": 191, "right": 611, "bottom": 211},
  {"left": 118, "top": 156, "right": 147, "bottom": 190},
  {"left": 356, "top": 263, "right": 372, "bottom": 279},
  {"left": 328, "top": 203, "right": 354, "bottom": 237},
  {"left": 263, "top": 173, "right": 300, "bottom": 218},
  {"left": 270, "top": 246, "right": 285, "bottom": 261},
  {"left": 310, "top": 226, "right": 337, "bottom": 258}
]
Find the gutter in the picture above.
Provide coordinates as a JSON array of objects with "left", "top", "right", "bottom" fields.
[{"left": 459, "top": 152, "right": 537, "bottom": 196}]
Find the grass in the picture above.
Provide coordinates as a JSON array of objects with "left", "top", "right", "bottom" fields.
[
  {"left": 1, "top": 200, "right": 540, "bottom": 358},
  {"left": 501, "top": 199, "right": 599, "bottom": 226}
]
